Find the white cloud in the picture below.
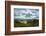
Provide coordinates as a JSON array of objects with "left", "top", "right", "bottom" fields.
[{"left": 14, "top": 8, "right": 39, "bottom": 19}]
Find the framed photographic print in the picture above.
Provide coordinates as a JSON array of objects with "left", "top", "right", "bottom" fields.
[{"left": 5, "top": 1, "right": 45, "bottom": 35}]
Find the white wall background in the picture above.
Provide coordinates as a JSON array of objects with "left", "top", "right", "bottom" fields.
[{"left": 0, "top": 0, "right": 46, "bottom": 36}]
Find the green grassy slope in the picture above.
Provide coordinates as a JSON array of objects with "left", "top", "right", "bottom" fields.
[{"left": 14, "top": 19, "right": 39, "bottom": 27}]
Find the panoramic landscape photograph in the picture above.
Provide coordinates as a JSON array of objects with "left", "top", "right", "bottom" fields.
[{"left": 14, "top": 8, "right": 39, "bottom": 27}]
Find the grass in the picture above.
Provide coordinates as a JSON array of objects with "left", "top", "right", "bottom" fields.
[{"left": 14, "top": 19, "right": 39, "bottom": 27}]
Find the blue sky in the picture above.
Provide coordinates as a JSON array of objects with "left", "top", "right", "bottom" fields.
[{"left": 14, "top": 8, "right": 39, "bottom": 19}]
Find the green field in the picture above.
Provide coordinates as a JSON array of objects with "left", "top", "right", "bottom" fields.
[{"left": 14, "top": 19, "right": 39, "bottom": 27}]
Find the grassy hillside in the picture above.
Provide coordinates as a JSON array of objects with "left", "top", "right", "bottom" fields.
[{"left": 14, "top": 19, "right": 39, "bottom": 27}]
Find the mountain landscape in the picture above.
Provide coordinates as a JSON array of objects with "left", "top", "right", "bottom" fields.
[{"left": 14, "top": 8, "right": 39, "bottom": 27}]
